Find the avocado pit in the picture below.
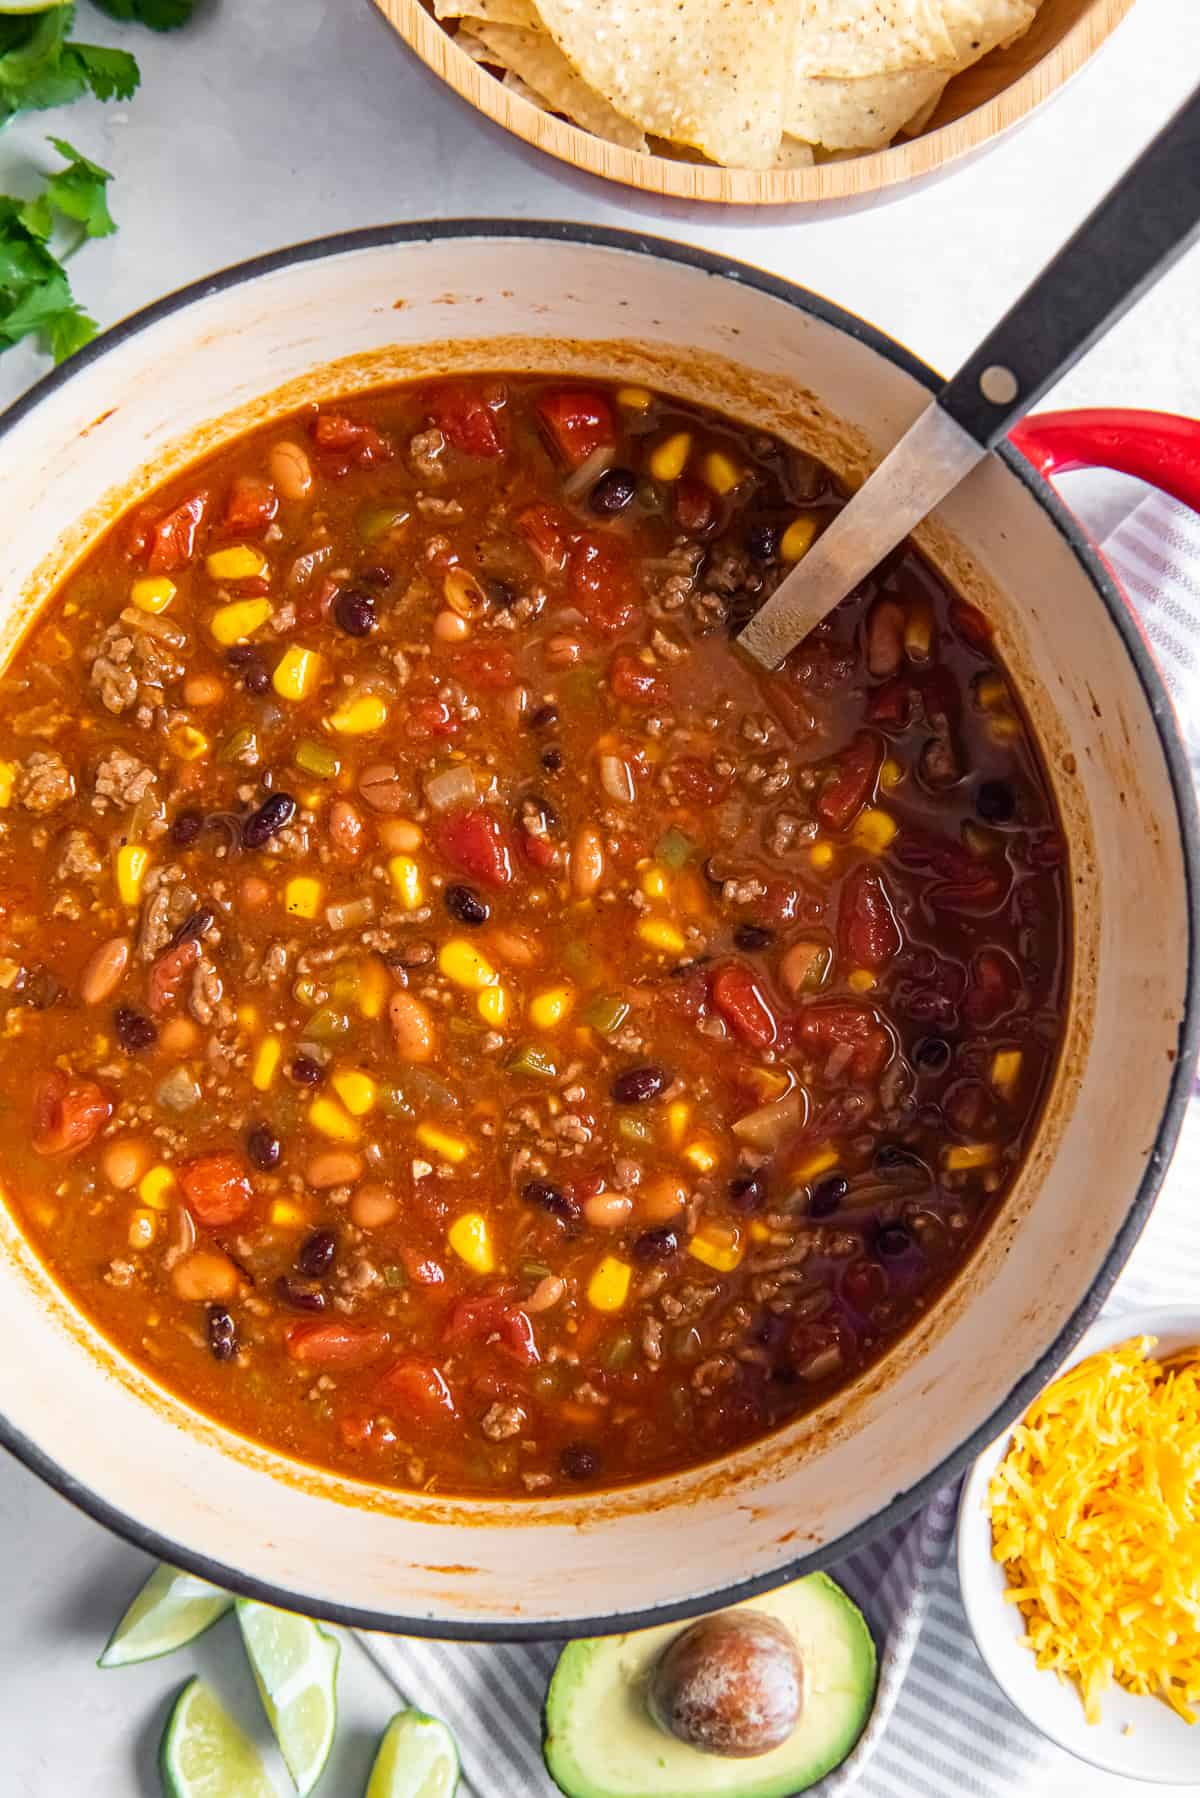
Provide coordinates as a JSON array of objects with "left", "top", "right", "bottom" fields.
[{"left": 647, "top": 1611, "right": 804, "bottom": 1758}]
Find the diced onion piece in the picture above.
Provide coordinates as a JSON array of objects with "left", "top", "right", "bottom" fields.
[
  {"left": 732, "top": 1087, "right": 806, "bottom": 1150},
  {"left": 424, "top": 764, "right": 478, "bottom": 811},
  {"left": 599, "top": 754, "right": 636, "bottom": 805},
  {"left": 563, "top": 442, "right": 617, "bottom": 501}
]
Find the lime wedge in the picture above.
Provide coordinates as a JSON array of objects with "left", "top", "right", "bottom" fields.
[
  {"left": 159, "top": 1676, "right": 279, "bottom": 1798},
  {"left": 236, "top": 1599, "right": 340, "bottom": 1797},
  {"left": 100, "top": 1564, "right": 233, "bottom": 1668},
  {"left": 365, "top": 1710, "right": 460, "bottom": 1798}
]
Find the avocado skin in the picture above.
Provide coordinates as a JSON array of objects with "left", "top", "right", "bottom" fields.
[{"left": 542, "top": 1572, "right": 878, "bottom": 1798}]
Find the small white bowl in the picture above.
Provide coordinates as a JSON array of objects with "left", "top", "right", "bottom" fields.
[{"left": 957, "top": 1304, "right": 1200, "bottom": 1785}]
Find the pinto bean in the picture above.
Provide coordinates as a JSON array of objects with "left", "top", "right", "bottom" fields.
[
  {"left": 570, "top": 824, "right": 605, "bottom": 898},
  {"left": 350, "top": 1184, "right": 399, "bottom": 1229},
  {"left": 583, "top": 1192, "right": 634, "bottom": 1230},
  {"left": 866, "top": 597, "right": 905, "bottom": 678},
  {"left": 306, "top": 1150, "right": 364, "bottom": 1189},
  {"left": 270, "top": 439, "right": 313, "bottom": 501},
  {"left": 80, "top": 934, "right": 130, "bottom": 1006},
  {"left": 101, "top": 1136, "right": 151, "bottom": 1191},
  {"left": 389, "top": 989, "right": 434, "bottom": 1062},
  {"left": 328, "top": 800, "right": 366, "bottom": 860},
  {"left": 377, "top": 818, "right": 423, "bottom": 854},
  {"left": 172, "top": 1249, "right": 240, "bottom": 1303}
]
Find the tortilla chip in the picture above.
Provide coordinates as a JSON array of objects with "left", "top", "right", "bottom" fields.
[
  {"left": 433, "top": 0, "right": 539, "bottom": 27},
  {"left": 937, "top": 0, "right": 1037, "bottom": 63},
  {"left": 776, "top": 136, "right": 816, "bottom": 168},
  {"left": 531, "top": 0, "right": 798, "bottom": 169},
  {"left": 468, "top": 20, "right": 649, "bottom": 150},
  {"left": 794, "top": 1, "right": 959, "bottom": 79},
  {"left": 786, "top": 69, "right": 946, "bottom": 149},
  {"left": 899, "top": 79, "right": 947, "bottom": 136}
]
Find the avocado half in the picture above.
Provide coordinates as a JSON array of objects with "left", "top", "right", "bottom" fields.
[{"left": 542, "top": 1572, "right": 877, "bottom": 1798}]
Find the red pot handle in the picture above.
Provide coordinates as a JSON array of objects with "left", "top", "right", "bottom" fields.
[{"left": 1009, "top": 409, "right": 1200, "bottom": 514}]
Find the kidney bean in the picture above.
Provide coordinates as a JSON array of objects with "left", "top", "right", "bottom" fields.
[
  {"left": 31, "top": 1070, "right": 110, "bottom": 1157},
  {"left": 612, "top": 1065, "right": 669, "bottom": 1104},
  {"left": 866, "top": 597, "right": 905, "bottom": 677},
  {"left": 817, "top": 732, "right": 882, "bottom": 831},
  {"left": 711, "top": 966, "right": 778, "bottom": 1049},
  {"left": 837, "top": 865, "right": 902, "bottom": 971},
  {"left": 523, "top": 1179, "right": 580, "bottom": 1223},
  {"left": 275, "top": 1276, "right": 326, "bottom": 1313}
]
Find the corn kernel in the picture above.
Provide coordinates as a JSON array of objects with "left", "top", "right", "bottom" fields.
[
  {"left": 138, "top": 1166, "right": 175, "bottom": 1210},
  {"left": 417, "top": 1123, "right": 472, "bottom": 1164},
  {"left": 270, "top": 1199, "right": 307, "bottom": 1229},
  {"left": 115, "top": 845, "right": 150, "bottom": 906},
  {"left": 251, "top": 1036, "right": 282, "bottom": 1091},
  {"left": 388, "top": 855, "right": 424, "bottom": 909},
  {"left": 587, "top": 1255, "right": 632, "bottom": 1313},
  {"left": 880, "top": 757, "right": 904, "bottom": 790},
  {"left": 637, "top": 918, "right": 687, "bottom": 955},
  {"left": 666, "top": 1100, "right": 691, "bottom": 1146},
  {"left": 331, "top": 1068, "right": 376, "bottom": 1117},
  {"left": 976, "top": 675, "right": 1009, "bottom": 712},
  {"left": 0, "top": 762, "right": 15, "bottom": 808},
  {"left": 990, "top": 1049, "right": 1023, "bottom": 1099},
  {"left": 237, "top": 1004, "right": 259, "bottom": 1032},
  {"left": 529, "top": 985, "right": 574, "bottom": 1031},
  {"left": 944, "top": 1142, "right": 999, "bottom": 1171},
  {"left": 781, "top": 515, "right": 819, "bottom": 562},
  {"left": 852, "top": 808, "right": 897, "bottom": 854},
  {"left": 168, "top": 723, "right": 209, "bottom": 761},
  {"left": 847, "top": 969, "right": 877, "bottom": 993},
  {"left": 206, "top": 545, "right": 268, "bottom": 582},
  {"left": 648, "top": 431, "right": 692, "bottom": 482},
  {"left": 447, "top": 1210, "right": 493, "bottom": 1273},
  {"left": 272, "top": 644, "right": 323, "bottom": 700},
  {"left": 905, "top": 598, "right": 933, "bottom": 661},
  {"left": 616, "top": 385, "right": 653, "bottom": 411},
  {"left": 128, "top": 1208, "right": 158, "bottom": 1251},
  {"left": 702, "top": 450, "right": 741, "bottom": 495},
  {"left": 809, "top": 840, "right": 836, "bottom": 873},
  {"left": 329, "top": 693, "right": 388, "bottom": 735},
  {"left": 477, "top": 984, "right": 509, "bottom": 1027},
  {"left": 130, "top": 576, "right": 176, "bottom": 614},
  {"left": 749, "top": 1221, "right": 771, "bottom": 1244},
  {"left": 357, "top": 958, "right": 390, "bottom": 1021},
  {"left": 987, "top": 715, "right": 1022, "bottom": 743},
  {"left": 639, "top": 864, "right": 670, "bottom": 901},
  {"left": 309, "top": 1096, "right": 362, "bottom": 1143},
  {"left": 794, "top": 1143, "right": 839, "bottom": 1182},
  {"left": 209, "top": 598, "right": 273, "bottom": 646},
  {"left": 439, "top": 939, "right": 497, "bottom": 991},
  {"left": 683, "top": 1140, "right": 718, "bottom": 1174},
  {"left": 688, "top": 1225, "right": 743, "bottom": 1273},
  {"left": 285, "top": 876, "right": 323, "bottom": 920}
]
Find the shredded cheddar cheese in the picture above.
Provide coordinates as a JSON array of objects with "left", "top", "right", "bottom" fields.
[{"left": 989, "top": 1336, "right": 1200, "bottom": 1726}]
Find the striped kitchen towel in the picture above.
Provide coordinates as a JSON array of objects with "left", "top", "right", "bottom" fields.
[{"left": 362, "top": 487, "right": 1200, "bottom": 1798}]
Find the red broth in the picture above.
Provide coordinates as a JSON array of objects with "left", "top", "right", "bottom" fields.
[{"left": 0, "top": 377, "right": 1067, "bottom": 1495}]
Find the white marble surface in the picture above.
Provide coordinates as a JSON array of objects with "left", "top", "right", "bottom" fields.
[{"left": 0, "top": 0, "right": 1198, "bottom": 1791}]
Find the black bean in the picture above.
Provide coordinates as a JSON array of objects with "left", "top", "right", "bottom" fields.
[
  {"left": 333, "top": 587, "right": 377, "bottom": 637},
  {"left": 275, "top": 1275, "right": 327, "bottom": 1313},
  {"left": 358, "top": 564, "right": 394, "bottom": 587},
  {"left": 730, "top": 1169, "right": 768, "bottom": 1213},
  {"left": 528, "top": 703, "right": 559, "bottom": 731},
  {"left": 243, "top": 663, "right": 270, "bottom": 695},
  {"left": 169, "top": 809, "right": 203, "bottom": 849},
  {"left": 445, "top": 884, "right": 489, "bottom": 927},
  {"left": 522, "top": 1179, "right": 580, "bottom": 1223},
  {"left": 246, "top": 1122, "right": 281, "bottom": 1171},
  {"left": 914, "top": 1036, "right": 952, "bottom": 1075},
  {"left": 243, "top": 791, "right": 296, "bottom": 849},
  {"left": 733, "top": 923, "right": 774, "bottom": 952},
  {"left": 747, "top": 522, "right": 779, "bottom": 563},
  {"left": 632, "top": 1227, "right": 678, "bottom": 1263},
  {"left": 809, "top": 1175, "right": 848, "bottom": 1218},
  {"left": 168, "top": 906, "right": 216, "bottom": 952},
  {"left": 876, "top": 1223, "right": 913, "bottom": 1260},
  {"left": 114, "top": 1006, "right": 157, "bottom": 1052},
  {"left": 612, "top": 1065, "right": 669, "bottom": 1105},
  {"left": 207, "top": 1306, "right": 238, "bottom": 1362},
  {"left": 541, "top": 746, "right": 564, "bottom": 774},
  {"left": 225, "top": 645, "right": 257, "bottom": 667},
  {"left": 487, "top": 578, "right": 516, "bottom": 609},
  {"left": 521, "top": 792, "right": 561, "bottom": 834},
  {"left": 590, "top": 467, "right": 638, "bottom": 516},
  {"left": 560, "top": 1442, "right": 600, "bottom": 1481},
  {"left": 290, "top": 1054, "right": 325, "bottom": 1087},
  {"left": 874, "top": 1142, "right": 925, "bottom": 1174},
  {"left": 976, "top": 778, "right": 1016, "bottom": 824},
  {"left": 298, "top": 1229, "right": 337, "bottom": 1278}
]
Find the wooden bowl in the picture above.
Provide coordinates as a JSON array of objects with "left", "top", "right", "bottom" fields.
[{"left": 372, "top": 0, "right": 1133, "bottom": 205}]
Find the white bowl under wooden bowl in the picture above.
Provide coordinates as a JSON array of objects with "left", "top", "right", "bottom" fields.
[{"left": 373, "top": 0, "right": 1135, "bottom": 205}]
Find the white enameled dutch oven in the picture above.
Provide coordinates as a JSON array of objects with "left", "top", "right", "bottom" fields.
[{"left": 0, "top": 224, "right": 1197, "bottom": 1640}]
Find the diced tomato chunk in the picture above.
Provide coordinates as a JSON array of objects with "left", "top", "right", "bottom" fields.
[
  {"left": 516, "top": 502, "right": 571, "bottom": 575},
  {"left": 444, "top": 1294, "right": 540, "bottom": 1366},
  {"left": 817, "top": 731, "right": 883, "bottom": 831},
  {"left": 449, "top": 642, "right": 517, "bottom": 691},
  {"left": 222, "top": 475, "right": 278, "bottom": 535},
  {"left": 896, "top": 828, "right": 1008, "bottom": 914},
  {"left": 31, "top": 1070, "right": 111, "bottom": 1157},
  {"left": 568, "top": 533, "right": 640, "bottom": 636},
  {"left": 522, "top": 831, "right": 558, "bottom": 871},
  {"left": 866, "top": 678, "right": 914, "bottom": 730},
  {"left": 426, "top": 381, "right": 508, "bottom": 458},
  {"left": 711, "top": 964, "right": 779, "bottom": 1049},
  {"left": 609, "top": 650, "right": 667, "bottom": 707},
  {"left": 949, "top": 599, "right": 993, "bottom": 652},
  {"left": 400, "top": 1248, "right": 446, "bottom": 1286},
  {"left": 535, "top": 387, "right": 616, "bottom": 470},
  {"left": 404, "top": 695, "right": 460, "bottom": 742},
  {"left": 842, "top": 1257, "right": 888, "bottom": 1314},
  {"left": 309, "top": 411, "right": 393, "bottom": 467},
  {"left": 838, "top": 865, "right": 902, "bottom": 971},
  {"left": 128, "top": 493, "right": 208, "bottom": 575},
  {"left": 796, "top": 1002, "right": 891, "bottom": 1082},
  {"left": 675, "top": 475, "right": 716, "bottom": 536},
  {"left": 148, "top": 937, "right": 200, "bottom": 1013},
  {"left": 377, "top": 1358, "right": 458, "bottom": 1421},
  {"left": 434, "top": 806, "right": 515, "bottom": 888},
  {"left": 668, "top": 755, "right": 730, "bottom": 804},
  {"left": 286, "top": 1320, "right": 389, "bottom": 1367},
  {"left": 178, "top": 1151, "right": 253, "bottom": 1227},
  {"left": 963, "top": 947, "right": 1022, "bottom": 1027}
]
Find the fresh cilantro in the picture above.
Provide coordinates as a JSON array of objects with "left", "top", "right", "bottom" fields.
[
  {"left": 91, "top": 0, "right": 196, "bottom": 28},
  {"left": 0, "top": 139, "right": 115, "bottom": 364},
  {"left": 0, "top": 6, "right": 139, "bottom": 125}
]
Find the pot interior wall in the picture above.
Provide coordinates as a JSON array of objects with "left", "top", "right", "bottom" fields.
[{"left": 0, "top": 233, "right": 1190, "bottom": 1632}]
